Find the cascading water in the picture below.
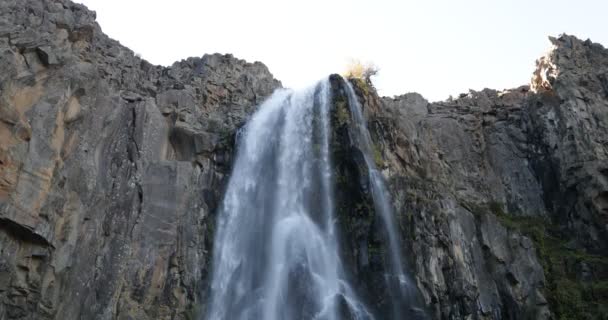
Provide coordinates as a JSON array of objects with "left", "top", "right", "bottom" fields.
[
  {"left": 343, "top": 81, "right": 426, "bottom": 319},
  {"left": 205, "top": 78, "right": 374, "bottom": 320}
]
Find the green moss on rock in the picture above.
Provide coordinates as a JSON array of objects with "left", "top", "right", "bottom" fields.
[
  {"left": 372, "top": 143, "right": 384, "bottom": 168},
  {"left": 468, "top": 200, "right": 608, "bottom": 319},
  {"left": 335, "top": 100, "right": 350, "bottom": 126}
]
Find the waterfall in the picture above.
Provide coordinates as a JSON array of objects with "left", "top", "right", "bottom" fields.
[
  {"left": 343, "top": 80, "right": 426, "bottom": 319},
  {"left": 206, "top": 78, "right": 373, "bottom": 320}
]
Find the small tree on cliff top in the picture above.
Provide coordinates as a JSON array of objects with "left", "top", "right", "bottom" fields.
[{"left": 343, "top": 59, "right": 379, "bottom": 85}]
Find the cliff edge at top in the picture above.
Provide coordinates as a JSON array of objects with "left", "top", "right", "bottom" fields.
[
  {"left": 0, "top": 0, "right": 279, "bottom": 318},
  {"left": 0, "top": 0, "right": 607, "bottom": 319},
  {"left": 344, "top": 33, "right": 607, "bottom": 319}
]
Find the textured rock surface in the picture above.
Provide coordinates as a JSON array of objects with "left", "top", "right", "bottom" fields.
[
  {"left": 343, "top": 34, "right": 608, "bottom": 319},
  {"left": 0, "top": 0, "right": 607, "bottom": 319},
  {"left": 0, "top": 0, "right": 279, "bottom": 319}
]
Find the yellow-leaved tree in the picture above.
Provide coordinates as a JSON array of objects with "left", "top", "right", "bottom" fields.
[{"left": 343, "top": 59, "right": 379, "bottom": 85}]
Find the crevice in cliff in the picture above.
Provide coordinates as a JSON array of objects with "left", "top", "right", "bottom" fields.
[{"left": 0, "top": 217, "right": 53, "bottom": 248}]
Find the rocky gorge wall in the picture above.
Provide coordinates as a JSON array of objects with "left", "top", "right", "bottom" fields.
[
  {"left": 0, "top": 0, "right": 606, "bottom": 319},
  {"left": 0, "top": 0, "right": 279, "bottom": 318},
  {"left": 345, "top": 34, "right": 608, "bottom": 319}
]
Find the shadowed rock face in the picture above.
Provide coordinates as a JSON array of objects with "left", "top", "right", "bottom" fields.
[
  {"left": 344, "top": 34, "right": 608, "bottom": 319},
  {"left": 0, "top": 0, "right": 606, "bottom": 319}
]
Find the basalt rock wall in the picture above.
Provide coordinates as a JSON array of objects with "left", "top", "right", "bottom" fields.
[{"left": 0, "top": 0, "right": 606, "bottom": 319}]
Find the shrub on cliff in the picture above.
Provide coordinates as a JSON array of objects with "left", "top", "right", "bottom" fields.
[{"left": 343, "top": 59, "right": 378, "bottom": 84}]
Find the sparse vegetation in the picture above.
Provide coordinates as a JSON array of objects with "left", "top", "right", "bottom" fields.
[
  {"left": 335, "top": 100, "right": 350, "bottom": 126},
  {"left": 472, "top": 201, "right": 608, "bottom": 320},
  {"left": 343, "top": 59, "right": 379, "bottom": 85},
  {"left": 350, "top": 77, "right": 371, "bottom": 96},
  {"left": 372, "top": 143, "right": 384, "bottom": 168}
]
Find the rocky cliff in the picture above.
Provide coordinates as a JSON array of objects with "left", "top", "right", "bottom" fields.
[
  {"left": 343, "top": 35, "right": 608, "bottom": 319},
  {"left": 0, "top": 0, "right": 606, "bottom": 319},
  {"left": 0, "top": 0, "right": 278, "bottom": 318}
]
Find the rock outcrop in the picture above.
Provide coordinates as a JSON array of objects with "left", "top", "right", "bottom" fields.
[
  {"left": 0, "top": 0, "right": 606, "bottom": 319},
  {"left": 343, "top": 34, "right": 607, "bottom": 319},
  {"left": 0, "top": 0, "right": 279, "bottom": 318}
]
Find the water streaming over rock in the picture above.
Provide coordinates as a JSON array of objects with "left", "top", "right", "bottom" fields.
[
  {"left": 343, "top": 81, "right": 426, "bottom": 319},
  {"left": 206, "top": 78, "right": 374, "bottom": 320}
]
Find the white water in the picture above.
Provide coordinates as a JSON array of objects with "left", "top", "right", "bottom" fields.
[
  {"left": 343, "top": 81, "right": 424, "bottom": 319},
  {"left": 206, "top": 78, "right": 374, "bottom": 320}
]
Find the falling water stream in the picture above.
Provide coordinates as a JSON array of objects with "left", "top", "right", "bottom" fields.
[
  {"left": 206, "top": 79, "right": 373, "bottom": 320},
  {"left": 206, "top": 77, "right": 424, "bottom": 319},
  {"left": 343, "top": 82, "right": 425, "bottom": 319}
]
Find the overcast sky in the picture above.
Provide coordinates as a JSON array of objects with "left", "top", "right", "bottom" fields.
[{"left": 76, "top": 0, "right": 607, "bottom": 101}]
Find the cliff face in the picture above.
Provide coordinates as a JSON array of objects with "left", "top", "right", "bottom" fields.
[
  {"left": 346, "top": 34, "right": 608, "bottom": 319},
  {"left": 0, "top": 0, "right": 279, "bottom": 318},
  {"left": 0, "top": 0, "right": 606, "bottom": 320}
]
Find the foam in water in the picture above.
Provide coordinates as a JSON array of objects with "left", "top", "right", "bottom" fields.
[{"left": 206, "top": 78, "right": 373, "bottom": 320}]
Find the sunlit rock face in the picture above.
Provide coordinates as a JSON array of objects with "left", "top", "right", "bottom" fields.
[
  {"left": 0, "top": 0, "right": 279, "bottom": 318},
  {"left": 0, "top": 0, "right": 607, "bottom": 318}
]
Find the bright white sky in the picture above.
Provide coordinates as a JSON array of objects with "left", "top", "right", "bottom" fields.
[{"left": 77, "top": 0, "right": 607, "bottom": 102}]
